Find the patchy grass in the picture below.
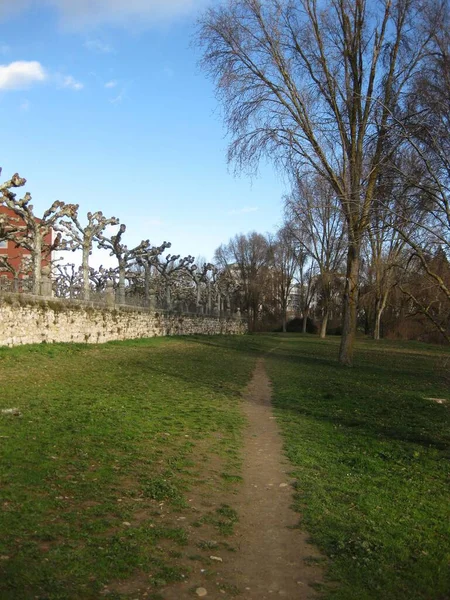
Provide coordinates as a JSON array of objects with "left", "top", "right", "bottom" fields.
[
  {"left": 263, "top": 334, "right": 450, "bottom": 600},
  {"left": 0, "top": 336, "right": 256, "bottom": 599},
  {"left": 1, "top": 333, "right": 449, "bottom": 600}
]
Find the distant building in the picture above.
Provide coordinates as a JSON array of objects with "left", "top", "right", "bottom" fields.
[{"left": 0, "top": 205, "right": 53, "bottom": 286}]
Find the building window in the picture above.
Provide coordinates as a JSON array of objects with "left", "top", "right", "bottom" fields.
[{"left": 0, "top": 240, "right": 7, "bottom": 249}]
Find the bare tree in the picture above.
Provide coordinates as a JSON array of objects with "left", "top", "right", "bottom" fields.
[
  {"left": 361, "top": 152, "right": 427, "bottom": 339},
  {"left": 0, "top": 254, "right": 32, "bottom": 292},
  {"left": 392, "top": 2, "right": 450, "bottom": 334},
  {"left": 53, "top": 263, "right": 83, "bottom": 299},
  {"left": 0, "top": 172, "right": 78, "bottom": 294},
  {"left": 295, "top": 251, "right": 316, "bottom": 333},
  {"left": 199, "top": 0, "right": 432, "bottom": 364},
  {"left": 57, "top": 211, "right": 119, "bottom": 300},
  {"left": 134, "top": 241, "right": 172, "bottom": 307},
  {"left": 154, "top": 254, "right": 196, "bottom": 311},
  {"left": 270, "top": 227, "right": 299, "bottom": 332},
  {"left": 89, "top": 265, "right": 117, "bottom": 294},
  {"left": 97, "top": 225, "right": 153, "bottom": 304},
  {"left": 285, "top": 174, "right": 346, "bottom": 337},
  {"left": 215, "top": 232, "right": 271, "bottom": 330}
]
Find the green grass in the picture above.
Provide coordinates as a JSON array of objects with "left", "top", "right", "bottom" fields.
[
  {"left": 0, "top": 336, "right": 257, "bottom": 599},
  {"left": 0, "top": 333, "right": 449, "bottom": 600},
  {"left": 262, "top": 334, "right": 450, "bottom": 600}
]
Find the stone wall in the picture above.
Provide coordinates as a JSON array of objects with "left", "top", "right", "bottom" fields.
[{"left": 0, "top": 294, "right": 247, "bottom": 347}]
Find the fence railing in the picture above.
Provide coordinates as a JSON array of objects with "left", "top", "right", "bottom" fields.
[{"left": 0, "top": 277, "right": 243, "bottom": 320}]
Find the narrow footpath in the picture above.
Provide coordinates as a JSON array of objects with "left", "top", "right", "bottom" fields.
[
  {"left": 162, "top": 359, "right": 325, "bottom": 599},
  {"left": 217, "top": 359, "right": 324, "bottom": 599}
]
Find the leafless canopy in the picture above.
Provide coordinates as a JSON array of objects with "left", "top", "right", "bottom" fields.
[{"left": 198, "top": 0, "right": 436, "bottom": 363}]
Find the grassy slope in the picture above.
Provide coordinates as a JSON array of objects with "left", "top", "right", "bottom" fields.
[
  {"left": 0, "top": 336, "right": 258, "bottom": 600},
  {"left": 263, "top": 334, "right": 450, "bottom": 600}
]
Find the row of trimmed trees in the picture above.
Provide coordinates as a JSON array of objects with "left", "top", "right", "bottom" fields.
[{"left": 0, "top": 171, "right": 241, "bottom": 316}]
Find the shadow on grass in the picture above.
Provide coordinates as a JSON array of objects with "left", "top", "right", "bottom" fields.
[{"left": 263, "top": 343, "right": 450, "bottom": 453}]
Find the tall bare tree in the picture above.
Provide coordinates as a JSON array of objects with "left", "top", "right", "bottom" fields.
[
  {"left": 393, "top": 1, "right": 450, "bottom": 336},
  {"left": 199, "top": 0, "right": 432, "bottom": 364},
  {"left": 285, "top": 174, "right": 346, "bottom": 337}
]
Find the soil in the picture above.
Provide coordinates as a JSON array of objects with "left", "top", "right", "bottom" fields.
[{"left": 160, "top": 359, "right": 325, "bottom": 599}]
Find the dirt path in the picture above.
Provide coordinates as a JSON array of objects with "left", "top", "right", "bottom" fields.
[
  {"left": 219, "top": 358, "right": 324, "bottom": 599},
  {"left": 161, "top": 359, "right": 324, "bottom": 599}
]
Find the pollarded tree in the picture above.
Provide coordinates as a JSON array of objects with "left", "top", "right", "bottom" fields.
[
  {"left": 0, "top": 254, "right": 32, "bottom": 292},
  {"left": 53, "top": 263, "right": 83, "bottom": 299},
  {"left": 133, "top": 241, "right": 172, "bottom": 306},
  {"left": 97, "top": 225, "right": 152, "bottom": 304},
  {"left": 154, "top": 254, "right": 196, "bottom": 311},
  {"left": 189, "top": 260, "right": 215, "bottom": 313},
  {"left": 89, "top": 265, "right": 117, "bottom": 294},
  {"left": 0, "top": 172, "right": 78, "bottom": 294},
  {"left": 199, "top": 0, "right": 433, "bottom": 364},
  {"left": 57, "top": 211, "right": 120, "bottom": 300}
]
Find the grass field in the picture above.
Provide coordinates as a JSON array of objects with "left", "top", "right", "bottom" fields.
[
  {"left": 0, "top": 334, "right": 449, "bottom": 599},
  {"left": 0, "top": 337, "right": 258, "bottom": 599},
  {"left": 263, "top": 335, "right": 450, "bottom": 600}
]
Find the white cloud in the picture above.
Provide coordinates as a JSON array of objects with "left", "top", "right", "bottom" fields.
[
  {"left": 84, "top": 39, "right": 114, "bottom": 53},
  {"left": 0, "top": 60, "right": 47, "bottom": 90},
  {"left": 61, "top": 75, "right": 84, "bottom": 90},
  {"left": 227, "top": 206, "right": 259, "bottom": 216},
  {"left": 105, "top": 80, "right": 118, "bottom": 88},
  {"left": 1, "top": 0, "right": 210, "bottom": 28}
]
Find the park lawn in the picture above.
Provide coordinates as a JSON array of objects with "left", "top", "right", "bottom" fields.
[
  {"left": 0, "top": 336, "right": 258, "bottom": 600},
  {"left": 0, "top": 333, "right": 449, "bottom": 600},
  {"left": 263, "top": 334, "right": 450, "bottom": 600}
]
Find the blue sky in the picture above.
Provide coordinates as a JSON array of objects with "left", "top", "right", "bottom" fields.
[{"left": 0, "top": 0, "right": 286, "bottom": 266}]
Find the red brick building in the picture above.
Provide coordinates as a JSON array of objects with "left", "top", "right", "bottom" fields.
[{"left": 0, "top": 205, "right": 53, "bottom": 284}]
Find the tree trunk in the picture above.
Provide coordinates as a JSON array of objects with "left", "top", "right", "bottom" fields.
[
  {"left": 373, "top": 309, "right": 382, "bottom": 340},
  {"left": 207, "top": 285, "right": 212, "bottom": 315},
  {"left": 82, "top": 244, "right": 90, "bottom": 301},
  {"left": 320, "top": 308, "right": 329, "bottom": 339},
  {"left": 373, "top": 292, "right": 388, "bottom": 340},
  {"left": 339, "top": 242, "right": 361, "bottom": 366},
  {"left": 302, "top": 308, "right": 309, "bottom": 333},
  {"left": 144, "top": 265, "right": 150, "bottom": 305},
  {"left": 118, "top": 261, "right": 126, "bottom": 304},
  {"left": 32, "top": 236, "right": 42, "bottom": 295}
]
